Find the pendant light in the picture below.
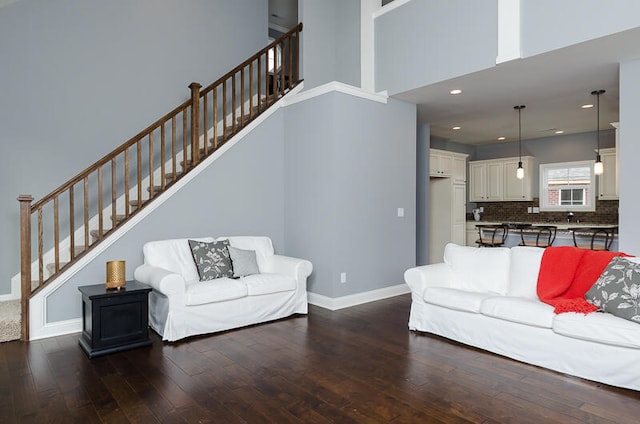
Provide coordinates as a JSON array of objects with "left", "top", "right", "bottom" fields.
[
  {"left": 592, "top": 89, "right": 605, "bottom": 176},
  {"left": 514, "top": 105, "right": 526, "bottom": 180}
]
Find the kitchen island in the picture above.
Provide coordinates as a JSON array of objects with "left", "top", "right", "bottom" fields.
[{"left": 466, "top": 221, "right": 619, "bottom": 251}]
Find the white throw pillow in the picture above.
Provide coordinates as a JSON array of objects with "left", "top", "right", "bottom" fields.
[
  {"left": 220, "top": 236, "right": 274, "bottom": 271},
  {"left": 143, "top": 237, "right": 214, "bottom": 281},
  {"left": 507, "top": 246, "right": 545, "bottom": 299},
  {"left": 443, "top": 243, "right": 511, "bottom": 295}
]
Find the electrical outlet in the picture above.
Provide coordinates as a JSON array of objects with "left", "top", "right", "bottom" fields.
[
  {"left": 340, "top": 272, "right": 347, "bottom": 283},
  {"left": 397, "top": 207, "right": 404, "bottom": 217},
  {"left": 527, "top": 207, "right": 533, "bottom": 213},
  {"left": 479, "top": 207, "right": 484, "bottom": 213},
  {"left": 533, "top": 207, "right": 540, "bottom": 213}
]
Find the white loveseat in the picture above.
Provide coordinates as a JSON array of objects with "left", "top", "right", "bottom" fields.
[
  {"left": 404, "top": 243, "right": 640, "bottom": 391},
  {"left": 134, "top": 236, "right": 312, "bottom": 342}
]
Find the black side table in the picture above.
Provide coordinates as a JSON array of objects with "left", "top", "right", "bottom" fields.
[{"left": 78, "top": 280, "right": 152, "bottom": 358}]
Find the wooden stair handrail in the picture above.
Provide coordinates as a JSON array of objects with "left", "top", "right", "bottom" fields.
[{"left": 18, "top": 23, "right": 303, "bottom": 341}]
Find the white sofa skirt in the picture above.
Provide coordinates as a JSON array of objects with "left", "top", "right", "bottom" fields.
[
  {"left": 409, "top": 298, "right": 640, "bottom": 391},
  {"left": 151, "top": 284, "right": 308, "bottom": 342}
]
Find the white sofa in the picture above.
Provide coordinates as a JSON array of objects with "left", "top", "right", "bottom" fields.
[
  {"left": 404, "top": 243, "right": 640, "bottom": 391},
  {"left": 134, "top": 236, "right": 312, "bottom": 342}
]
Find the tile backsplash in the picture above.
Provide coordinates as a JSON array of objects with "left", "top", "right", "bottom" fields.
[{"left": 469, "top": 198, "right": 618, "bottom": 225}]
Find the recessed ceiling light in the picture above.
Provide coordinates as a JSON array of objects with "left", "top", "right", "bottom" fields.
[
  {"left": 452, "top": 126, "right": 461, "bottom": 130},
  {"left": 555, "top": 130, "right": 564, "bottom": 134},
  {"left": 450, "top": 89, "right": 462, "bottom": 95},
  {"left": 581, "top": 104, "right": 594, "bottom": 109},
  {"left": 497, "top": 136, "right": 506, "bottom": 141}
]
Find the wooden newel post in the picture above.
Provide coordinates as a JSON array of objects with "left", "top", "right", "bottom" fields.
[
  {"left": 18, "top": 194, "right": 33, "bottom": 341},
  {"left": 189, "top": 82, "right": 202, "bottom": 166}
]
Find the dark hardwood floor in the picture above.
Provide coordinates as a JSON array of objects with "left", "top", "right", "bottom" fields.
[{"left": 2, "top": 294, "right": 640, "bottom": 423}]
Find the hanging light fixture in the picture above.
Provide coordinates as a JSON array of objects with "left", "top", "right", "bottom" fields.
[
  {"left": 592, "top": 89, "right": 605, "bottom": 176},
  {"left": 514, "top": 105, "right": 526, "bottom": 180}
]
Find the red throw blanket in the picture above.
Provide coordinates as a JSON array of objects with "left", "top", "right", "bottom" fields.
[{"left": 537, "top": 246, "right": 628, "bottom": 314}]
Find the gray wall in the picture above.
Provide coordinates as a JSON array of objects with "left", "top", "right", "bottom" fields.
[
  {"left": 0, "top": 0, "right": 268, "bottom": 296},
  {"left": 521, "top": 0, "right": 640, "bottom": 57},
  {"left": 374, "top": 0, "right": 498, "bottom": 95},
  {"left": 299, "top": 0, "right": 361, "bottom": 90},
  {"left": 430, "top": 137, "right": 476, "bottom": 157},
  {"left": 47, "top": 108, "right": 286, "bottom": 322},
  {"left": 416, "top": 124, "right": 430, "bottom": 265},
  {"left": 618, "top": 58, "right": 640, "bottom": 254},
  {"left": 284, "top": 92, "right": 416, "bottom": 298}
]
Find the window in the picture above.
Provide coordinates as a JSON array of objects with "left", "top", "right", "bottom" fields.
[{"left": 539, "top": 160, "right": 595, "bottom": 211}]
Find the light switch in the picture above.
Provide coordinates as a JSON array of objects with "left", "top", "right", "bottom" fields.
[{"left": 397, "top": 207, "right": 404, "bottom": 217}]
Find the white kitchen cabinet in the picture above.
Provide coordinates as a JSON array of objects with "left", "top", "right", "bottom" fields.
[
  {"left": 469, "top": 160, "right": 503, "bottom": 202},
  {"left": 470, "top": 156, "right": 535, "bottom": 202},
  {"left": 503, "top": 156, "right": 535, "bottom": 201},
  {"left": 486, "top": 162, "right": 503, "bottom": 200},
  {"left": 428, "top": 149, "right": 468, "bottom": 263},
  {"left": 429, "top": 178, "right": 467, "bottom": 263},
  {"left": 452, "top": 184, "right": 467, "bottom": 245},
  {"left": 429, "top": 150, "right": 453, "bottom": 177},
  {"left": 430, "top": 149, "right": 467, "bottom": 180},
  {"left": 597, "top": 148, "right": 618, "bottom": 200},
  {"left": 452, "top": 155, "right": 467, "bottom": 184}
]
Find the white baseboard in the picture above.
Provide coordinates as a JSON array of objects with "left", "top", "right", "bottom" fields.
[
  {"left": 29, "top": 317, "right": 82, "bottom": 341},
  {"left": 28, "top": 284, "right": 409, "bottom": 340},
  {"left": 307, "top": 283, "right": 410, "bottom": 311}
]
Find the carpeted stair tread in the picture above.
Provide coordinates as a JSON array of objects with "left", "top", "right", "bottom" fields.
[
  {"left": 164, "top": 171, "right": 184, "bottom": 182},
  {"left": 46, "top": 262, "right": 69, "bottom": 275},
  {"left": 0, "top": 300, "right": 20, "bottom": 342},
  {"left": 90, "top": 228, "right": 112, "bottom": 242}
]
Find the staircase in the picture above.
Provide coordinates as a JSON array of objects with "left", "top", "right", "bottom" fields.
[{"left": 13, "top": 24, "right": 303, "bottom": 342}]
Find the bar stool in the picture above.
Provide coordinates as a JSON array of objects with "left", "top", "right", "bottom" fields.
[
  {"left": 519, "top": 225, "right": 557, "bottom": 248},
  {"left": 475, "top": 224, "right": 509, "bottom": 247},
  {"left": 570, "top": 226, "right": 617, "bottom": 251}
]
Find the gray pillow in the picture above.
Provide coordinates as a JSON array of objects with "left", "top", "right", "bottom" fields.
[
  {"left": 228, "top": 246, "right": 260, "bottom": 278},
  {"left": 188, "top": 239, "right": 234, "bottom": 281},
  {"left": 585, "top": 256, "right": 640, "bottom": 324}
]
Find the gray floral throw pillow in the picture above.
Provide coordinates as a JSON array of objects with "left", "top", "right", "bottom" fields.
[
  {"left": 585, "top": 256, "right": 640, "bottom": 323},
  {"left": 188, "top": 239, "right": 234, "bottom": 281}
]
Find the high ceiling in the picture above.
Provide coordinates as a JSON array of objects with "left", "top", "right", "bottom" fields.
[
  {"left": 268, "top": 2, "right": 640, "bottom": 147},
  {"left": 393, "top": 27, "right": 640, "bottom": 145}
]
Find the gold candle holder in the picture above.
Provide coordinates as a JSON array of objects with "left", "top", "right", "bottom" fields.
[{"left": 106, "top": 260, "right": 126, "bottom": 290}]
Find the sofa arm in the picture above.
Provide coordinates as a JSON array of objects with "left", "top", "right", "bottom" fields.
[
  {"left": 263, "top": 254, "right": 313, "bottom": 283},
  {"left": 134, "top": 264, "right": 186, "bottom": 297},
  {"left": 404, "top": 263, "right": 452, "bottom": 297}
]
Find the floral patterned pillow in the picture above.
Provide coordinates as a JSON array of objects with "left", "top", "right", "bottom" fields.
[
  {"left": 585, "top": 256, "right": 640, "bottom": 323},
  {"left": 188, "top": 239, "right": 234, "bottom": 281}
]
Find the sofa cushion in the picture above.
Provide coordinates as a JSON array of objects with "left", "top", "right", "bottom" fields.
[
  {"left": 424, "top": 287, "right": 496, "bottom": 313},
  {"left": 480, "top": 297, "right": 555, "bottom": 328},
  {"left": 443, "top": 243, "right": 511, "bottom": 295},
  {"left": 220, "top": 237, "right": 275, "bottom": 271},
  {"left": 507, "top": 246, "right": 544, "bottom": 299},
  {"left": 185, "top": 278, "right": 248, "bottom": 305},
  {"left": 228, "top": 246, "right": 260, "bottom": 278},
  {"left": 585, "top": 256, "right": 640, "bottom": 324},
  {"left": 242, "top": 273, "right": 296, "bottom": 296},
  {"left": 552, "top": 311, "right": 640, "bottom": 349},
  {"left": 143, "top": 237, "right": 214, "bottom": 281},
  {"left": 188, "top": 239, "right": 234, "bottom": 280}
]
